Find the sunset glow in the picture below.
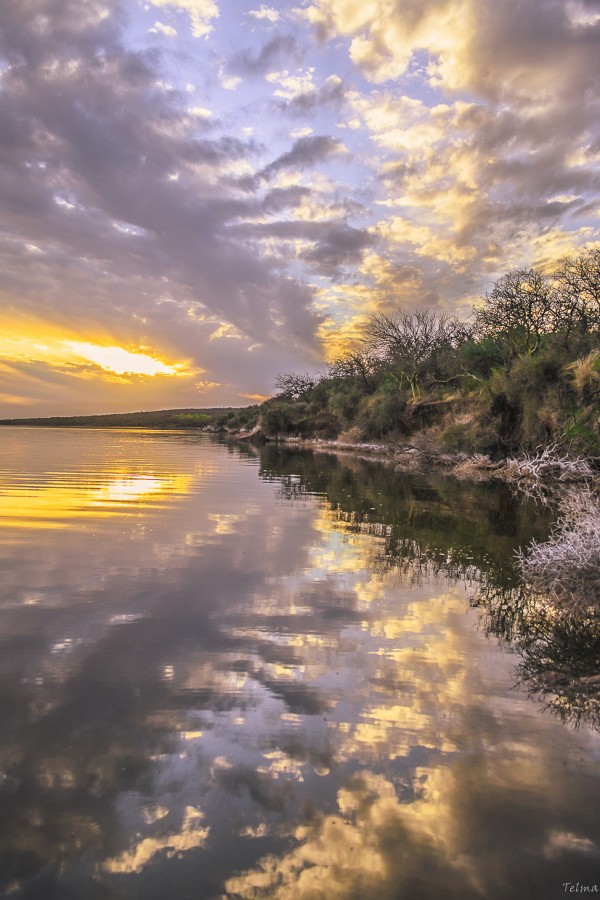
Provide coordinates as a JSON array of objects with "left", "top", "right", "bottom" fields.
[{"left": 64, "top": 342, "right": 182, "bottom": 377}]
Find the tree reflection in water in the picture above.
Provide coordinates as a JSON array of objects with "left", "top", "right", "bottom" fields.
[
  {"left": 472, "top": 581, "right": 600, "bottom": 729},
  {"left": 261, "top": 445, "right": 600, "bottom": 731}
]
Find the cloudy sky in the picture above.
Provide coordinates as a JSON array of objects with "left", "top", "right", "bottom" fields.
[{"left": 1, "top": 0, "right": 600, "bottom": 416}]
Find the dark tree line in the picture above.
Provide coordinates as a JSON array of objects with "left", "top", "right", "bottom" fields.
[
  {"left": 324, "top": 248, "right": 600, "bottom": 392},
  {"left": 268, "top": 247, "right": 600, "bottom": 450},
  {"left": 475, "top": 250, "right": 600, "bottom": 355}
]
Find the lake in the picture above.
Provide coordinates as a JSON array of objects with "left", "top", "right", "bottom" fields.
[{"left": 0, "top": 427, "right": 599, "bottom": 899}]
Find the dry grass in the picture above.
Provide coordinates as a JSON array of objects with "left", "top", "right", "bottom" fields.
[{"left": 563, "top": 349, "right": 600, "bottom": 394}]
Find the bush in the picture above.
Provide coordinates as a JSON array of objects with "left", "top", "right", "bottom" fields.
[
  {"left": 440, "top": 423, "right": 468, "bottom": 452},
  {"left": 309, "top": 412, "right": 343, "bottom": 439},
  {"left": 459, "top": 337, "right": 509, "bottom": 378},
  {"left": 261, "top": 403, "right": 297, "bottom": 435},
  {"left": 356, "top": 389, "right": 409, "bottom": 439},
  {"left": 563, "top": 419, "right": 599, "bottom": 453},
  {"left": 439, "top": 419, "right": 501, "bottom": 455},
  {"left": 174, "top": 413, "right": 210, "bottom": 426},
  {"left": 327, "top": 382, "right": 366, "bottom": 423}
]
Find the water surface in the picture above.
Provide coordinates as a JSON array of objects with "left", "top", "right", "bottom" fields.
[{"left": 0, "top": 427, "right": 599, "bottom": 899}]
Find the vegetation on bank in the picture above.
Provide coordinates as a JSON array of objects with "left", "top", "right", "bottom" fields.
[
  {"left": 249, "top": 244, "right": 600, "bottom": 637},
  {"left": 0, "top": 408, "right": 240, "bottom": 429},
  {"left": 246, "top": 248, "right": 600, "bottom": 457}
]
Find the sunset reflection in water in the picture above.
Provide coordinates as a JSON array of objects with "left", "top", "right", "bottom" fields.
[{"left": 0, "top": 428, "right": 599, "bottom": 899}]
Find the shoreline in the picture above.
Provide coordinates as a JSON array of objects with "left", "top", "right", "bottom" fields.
[
  {"left": 257, "top": 435, "right": 509, "bottom": 481},
  {"left": 247, "top": 433, "right": 600, "bottom": 486},
  {"left": 2, "top": 419, "right": 598, "bottom": 486}
]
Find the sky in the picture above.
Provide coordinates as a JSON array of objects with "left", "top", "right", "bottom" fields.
[{"left": 1, "top": 0, "right": 600, "bottom": 416}]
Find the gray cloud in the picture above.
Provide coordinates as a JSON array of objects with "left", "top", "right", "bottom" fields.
[
  {"left": 260, "top": 134, "right": 346, "bottom": 178},
  {"left": 229, "top": 34, "right": 303, "bottom": 76},
  {"left": 468, "top": 1, "right": 600, "bottom": 105},
  {"left": 277, "top": 74, "right": 347, "bottom": 114},
  {"left": 261, "top": 184, "right": 311, "bottom": 213},
  {"left": 301, "top": 223, "right": 374, "bottom": 276}
]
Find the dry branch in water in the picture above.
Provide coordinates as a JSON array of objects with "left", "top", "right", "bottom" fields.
[
  {"left": 505, "top": 444, "right": 595, "bottom": 483},
  {"left": 517, "top": 487, "right": 600, "bottom": 612}
]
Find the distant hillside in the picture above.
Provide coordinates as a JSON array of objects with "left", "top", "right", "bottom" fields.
[{"left": 0, "top": 408, "right": 244, "bottom": 429}]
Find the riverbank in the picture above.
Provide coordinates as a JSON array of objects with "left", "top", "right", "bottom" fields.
[
  {"left": 246, "top": 432, "right": 600, "bottom": 486},
  {"left": 257, "top": 433, "right": 600, "bottom": 642}
]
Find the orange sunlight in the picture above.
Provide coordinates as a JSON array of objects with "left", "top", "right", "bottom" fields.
[
  {"left": 64, "top": 342, "right": 182, "bottom": 377},
  {"left": 0, "top": 319, "right": 187, "bottom": 380}
]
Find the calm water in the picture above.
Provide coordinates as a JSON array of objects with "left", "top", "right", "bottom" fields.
[{"left": 0, "top": 427, "right": 599, "bottom": 900}]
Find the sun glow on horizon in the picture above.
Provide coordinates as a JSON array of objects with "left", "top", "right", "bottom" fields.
[
  {"left": 0, "top": 321, "right": 188, "bottom": 381},
  {"left": 64, "top": 341, "right": 182, "bottom": 377}
]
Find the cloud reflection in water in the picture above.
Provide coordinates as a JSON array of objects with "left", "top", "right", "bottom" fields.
[{"left": 0, "top": 431, "right": 599, "bottom": 899}]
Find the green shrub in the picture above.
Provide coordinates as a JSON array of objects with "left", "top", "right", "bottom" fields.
[
  {"left": 327, "top": 382, "right": 365, "bottom": 423},
  {"left": 440, "top": 423, "right": 468, "bottom": 452},
  {"left": 459, "top": 338, "right": 508, "bottom": 378},
  {"left": 261, "top": 404, "right": 296, "bottom": 435},
  {"left": 562, "top": 417, "right": 599, "bottom": 453},
  {"left": 357, "top": 389, "right": 409, "bottom": 439},
  {"left": 174, "top": 413, "right": 210, "bottom": 426},
  {"left": 309, "top": 412, "right": 343, "bottom": 439}
]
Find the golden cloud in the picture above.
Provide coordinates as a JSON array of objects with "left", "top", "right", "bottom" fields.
[
  {"left": 148, "top": 0, "right": 219, "bottom": 38},
  {"left": 102, "top": 807, "right": 209, "bottom": 874}
]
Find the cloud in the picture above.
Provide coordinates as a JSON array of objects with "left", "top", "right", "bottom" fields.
[
  {"left": 302, "top": 223, "right": 374, "bottom": 276},
  {"left": 344, "top": 63, "right": 600, "bottom": 282},
  {"left": 1, "top": 0, "right": 600, "bottom": 414},
  {"left": 230, "top": 35, "right": 303, "bottom": 77},
  {"left": 277, "top": 73, "right": 347, "bottom": 115},
  {"left": 294, "top": 0, "right": 600, "bottom": 284},
  {"left": 265, "top": 66, "right": 316, "bottom": 99},
  {"left": 300, "top": 0, "right": 600, "bottom": 100},
  {"left": 261, "top": 185, "right": 312, "bottom": 213},
  {"left": 290, "top": 126, "right": 313, "bottom": 138},
  {"left": 148, "top": 0, "right": 219, "bottom": 39},
  {"left": 148, "top": 20, "right": 178, "bottom": 37},
  {"left": 248, "top": 5, "right": 281, "bottom": 23},
  {"left": 261, "top": 135, "right": 347, "bottom": 179},
  {"left": 0, "top": 0, "right": 334, "bottom": 413}
]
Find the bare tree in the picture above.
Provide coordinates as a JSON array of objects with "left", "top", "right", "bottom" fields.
[
  {"left": 474, "top": 269, "right": 561, "bottom": 354},
  {"left": 362, "top": 309, "right": 471, "bottom": 397},
  {"left": 328, "top": 350, "right": 377, "bottom": 391},
  {"left": 553, "top": 247, "right": 600, "bottom": 334},
  {"left": 274, "top": 371, "right": 317, "bottom": 400}
]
